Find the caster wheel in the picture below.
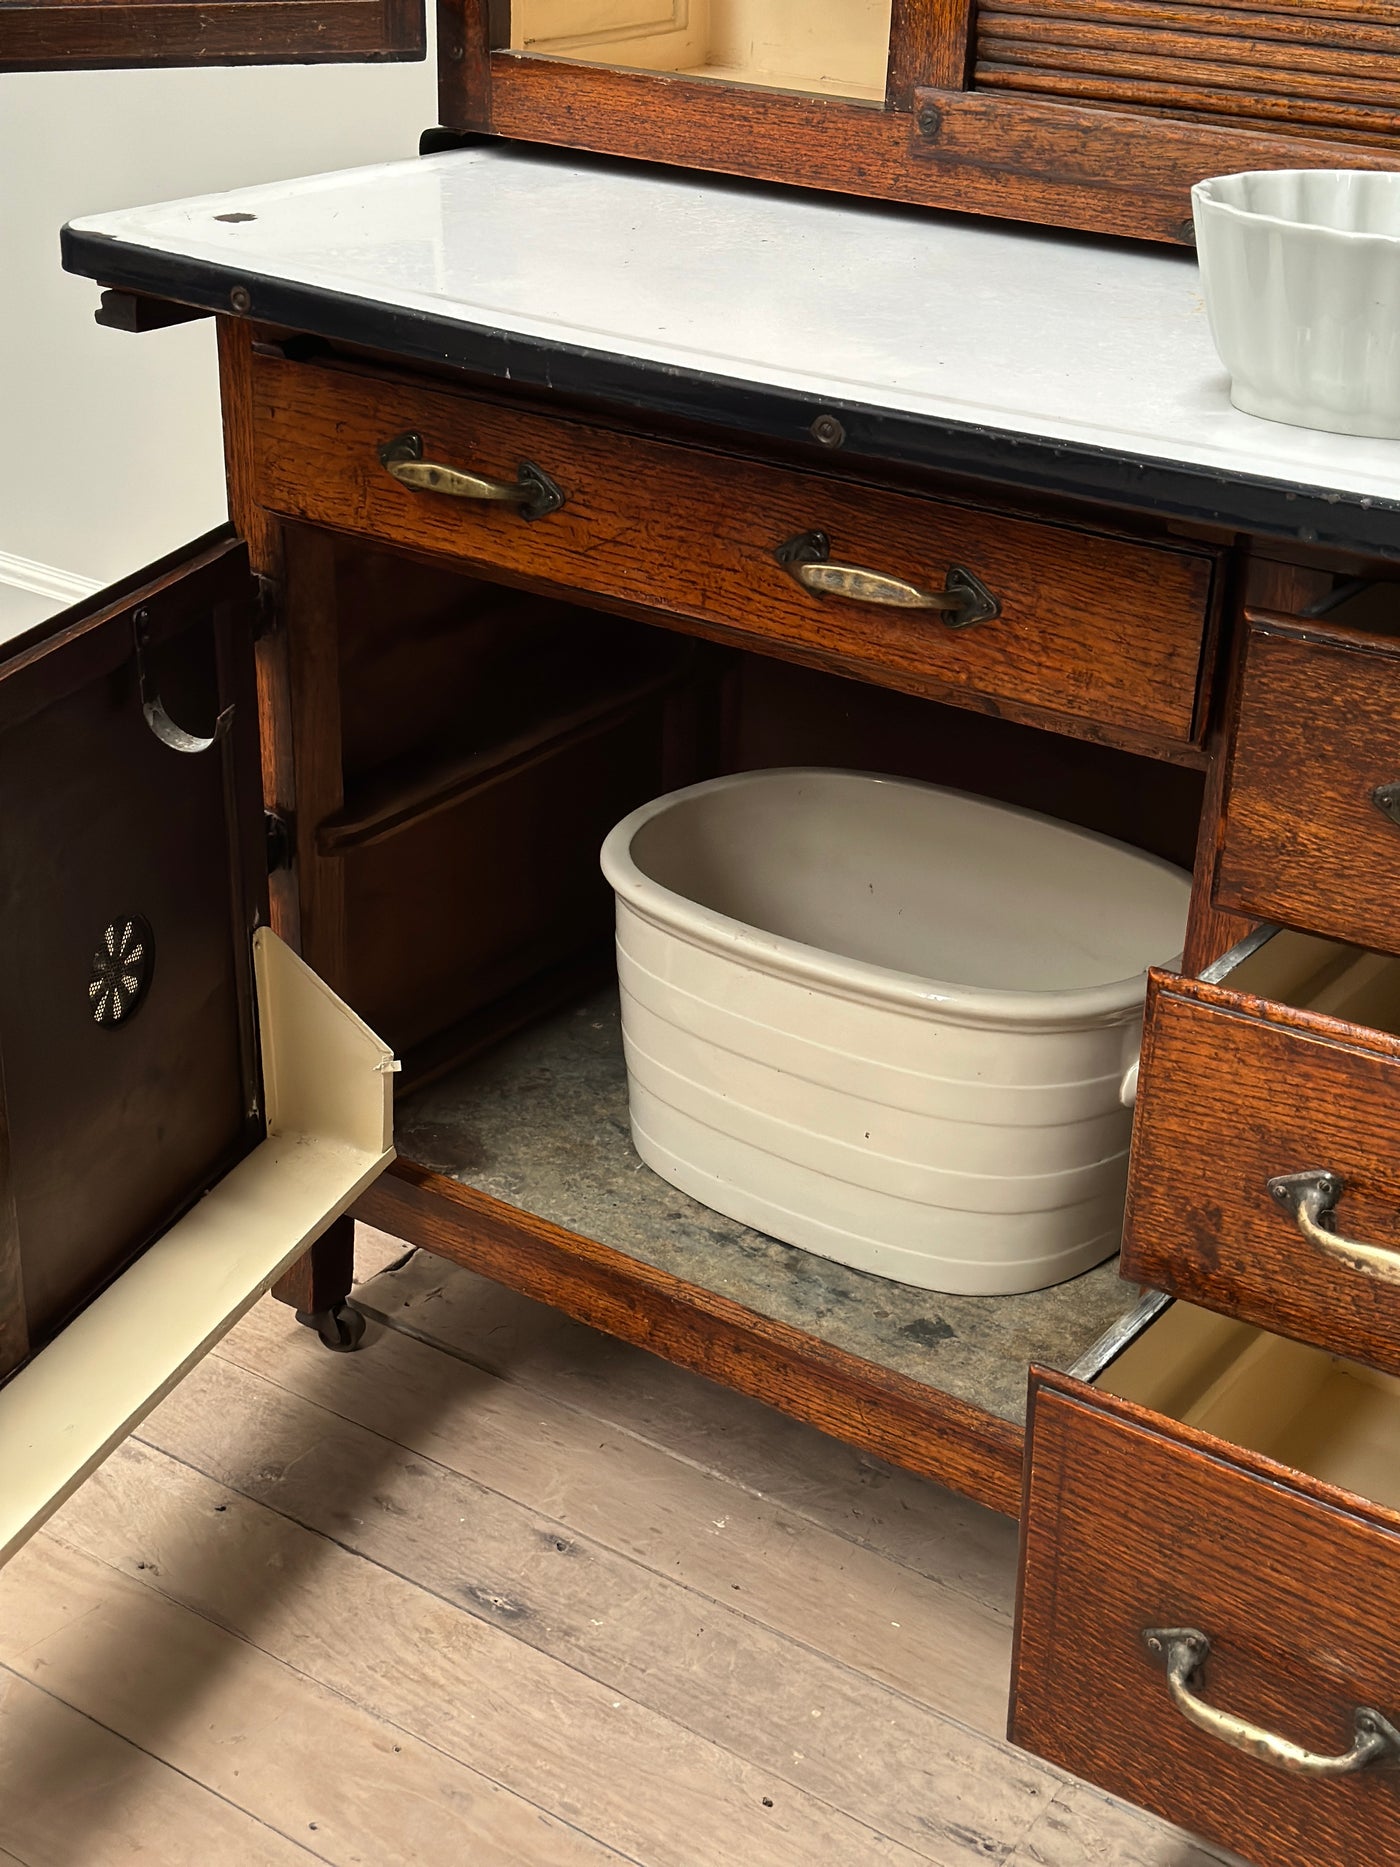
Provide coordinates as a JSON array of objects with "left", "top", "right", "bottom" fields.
[{"left": 295, "top": 1301, "right": 366, "bottom": 1353}]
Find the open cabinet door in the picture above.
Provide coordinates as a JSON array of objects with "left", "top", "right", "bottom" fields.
[
  {"left": 0, "top": 0, "right": 423, "bottom": 70},
  {"left": 0, "top": 531, "right": 395, "bottom": 1567}
]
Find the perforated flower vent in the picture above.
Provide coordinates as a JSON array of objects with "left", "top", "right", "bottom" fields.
[{"left": 89, "top": 915, "right": 153, "bottom": 1027}]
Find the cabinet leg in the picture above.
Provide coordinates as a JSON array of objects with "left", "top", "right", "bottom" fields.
[{"left": 273, "top": 1214, "right": 366, "bottom": 1353}]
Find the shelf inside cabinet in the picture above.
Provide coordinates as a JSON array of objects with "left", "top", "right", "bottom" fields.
[
  {"left": 392, "top": 986, "right": 1142, "bottom": 1434},
  {"left": 510, "top": 0, "right": 892, "bottom": 101},
  {"left": 319, "top": 643, "right": 687, "bottom": 854}
]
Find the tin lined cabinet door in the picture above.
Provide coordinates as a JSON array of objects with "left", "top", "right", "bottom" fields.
[
  {"left": 0, "top": 531, "right": 394, "bottom": 1567},
  {"left": 0, "top": 0, "right": 422, "bottom": 70}
]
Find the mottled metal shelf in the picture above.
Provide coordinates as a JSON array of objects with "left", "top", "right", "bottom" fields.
[{"left": 396, "top": 988, "right": 1141, "bottom": 1430}]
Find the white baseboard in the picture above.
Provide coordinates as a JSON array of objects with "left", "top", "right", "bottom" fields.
[{"left": 0, "top": 551, "right": 103, "bottom": 607}]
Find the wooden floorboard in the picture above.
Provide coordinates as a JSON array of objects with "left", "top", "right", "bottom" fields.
[
  {"left": 209, "top": 1297, "right": 1018, "bottom": 1736},
  {"left": 0, "top": 1238, "right": 1234, "bottom": 1867},
  {"left": 353, "top": 1240, "right": 1021, "bottom": 1606},
  {"left": 127, "top": 1375, "right": 1048, "bottom": 1864},
  {"left": 0, "top": 1666, "right": 323, "bottom": 1866}
]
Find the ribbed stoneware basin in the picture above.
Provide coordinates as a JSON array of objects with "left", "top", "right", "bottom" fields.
[
  {"left": 600, "top": 770, "right": 1191, "bottom": 1296},
  {"left": 1193, "top": 169, "right": 1400, "bottom": 439}
]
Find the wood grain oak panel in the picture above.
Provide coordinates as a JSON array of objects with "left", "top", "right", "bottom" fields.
[{"left": 1012, "top": 1374, "right": 1400, "bottom": 1867}]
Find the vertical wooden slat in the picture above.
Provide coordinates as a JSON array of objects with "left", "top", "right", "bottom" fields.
[
  {"left": 1180, "top": 555, "right": 1333, "bottom": 974},
  {"left": 216, "top": 320, "right": 276, "bottom": 577},
  {"left": 268, "top": 524, "right": 355, "bottom": 1321},
  {"left": 438, "top": 0, "right": 507, "bottom": 130},
  {"left": 888, "top": 0, "right": 974, "bottom": 103},
  {"left": 271, "top": 1211, "right": 358, "bottom": 1316},
  {"left": 0, "top": 1069, "right": 29, "bottom": 1381},
  {"left": 218, "top": 321, "right": 301, "bottom": 945},
  {"left": 279, "top": 525, "right": 349, "bottom": 996}
]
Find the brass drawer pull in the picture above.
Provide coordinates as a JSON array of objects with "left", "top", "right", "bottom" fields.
[
  {"left": 377, "top": 432, "right": 566, "bottom": 521},
  {"left": 775, "top": 531, "right": 1000, "bottom": 627},
  {"left": 1144, "top": 1629, "right": 1400, "bottom": 1778},
  {"left": 1266, "top": 1169, "right": 1400, "bottom": 1284}
]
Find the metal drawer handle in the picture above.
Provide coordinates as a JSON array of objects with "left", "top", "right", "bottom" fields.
[
  {"left": 1144, "top": 1629, "right": 1400, "bottom": 1778},
  {"left": 377, "top": 432, "right": 566, "bottom": 521},
  {"left": 1266, "top": 1169, "right": 1400, "bottom": 1284},
  {"left": 775, "top": 530, "right": 1000, "bottom": 627}
]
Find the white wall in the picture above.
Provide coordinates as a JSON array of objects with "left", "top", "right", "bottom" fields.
[{"left": 0, "top": 51, "right": 437, "bottom": 621}]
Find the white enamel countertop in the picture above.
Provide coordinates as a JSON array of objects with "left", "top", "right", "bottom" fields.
[{"left": 65, "top": 145, "right": 1400, "bottom": 530}]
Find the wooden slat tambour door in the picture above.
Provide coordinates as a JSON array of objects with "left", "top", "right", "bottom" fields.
[{"left": 974, "top": 0, "right": 1400, "bottom": 144}]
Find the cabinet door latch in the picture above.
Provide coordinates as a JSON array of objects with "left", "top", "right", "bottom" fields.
[
  {"left": 265, "top": 810, "right": 294, "bottom": 874},
  {"left": 252, "top": 574, "right": 279, "bottom": 639}
]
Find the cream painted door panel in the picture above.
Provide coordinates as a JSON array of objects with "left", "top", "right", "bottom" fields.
[{"left": 0, "top": 531, "right": 395, "bottom": 1565}]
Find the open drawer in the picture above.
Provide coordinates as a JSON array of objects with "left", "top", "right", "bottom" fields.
[
  {"left": 0, "top": 532, "right": 394, "bottom": 1567},
  {"left": 1011, "top": 1300, "right": 1400, "bottom": 1867},
  {"left": 1216, "top": 595, "right": 1400, "bottom": 957},
  {"left": 1123, "top": 926, "right": 1400, "bottom": 1379}
]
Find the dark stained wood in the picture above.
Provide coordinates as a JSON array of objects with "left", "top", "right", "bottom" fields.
[
  {"left": 395, "top": 940, "right": 615, "bottom": 1096},
  {"left": 0, "top": 0, "right": 423, "bottom": 70},
  {"left": 1123, "top": 963, "right": 1400, "bottom": 1378},
  {"left": 1182, "top": 587, "right": 1250, "bottom": 975},
  {"left": 975, "top": 0, "right": 1400, "bottom": 142},
  {"left": 267, "top": 527, "right": 354, "bottom": 1321},
  {"left": 468, "top": 45, "right": 1399, "bottom": 242},
  {"left": 437, "top": 0, "right": 506, "bottom": 128},
  {"left": 1011, "top": 1372, "right": 1400, "bottom": 1867},
  {"left": 313, "top": 536, "right": 691, "bottom": 1059},
  {"left": 355, "top": 1158, "right": 1026, "bottom": 1515},
  {"left": 271, "top": 1211, "right": 356, "bottom": 1316},
  {"left": 94, "top": 291, "right": 210, "bottom": 334},
  {"left": 0, "top": 535, "right": 265, "bottom": 1357},
  {"left": 1182, "top": 558, "right": 1334, "bottom": 972},
  {"left": 1217, "top": 609, "right": 1400, "bottom": 957},
  {"left": 340, "top": 689, "right": 670, "bottom": 1055},
  {"left": 974, "top": 59, "right": 1400, "bottom": 141},
  {"left": 320, "top": 635, "right": 685, "bottom": 853},
  {"left": 245, "top": 353, "right": 1219, "bottom": 757},
  {"left": 278, "top": 525, "right": 349, "bottom": 997},
  {"left": 731, "top": 651, "right": 1205, "bottom": 871},
  {"left": 910, "top": 85, "right": 1400, "bottom": 212},
  {"left": 0, "top": 1051, "right": 27, "bottom": 1381},
  {"left": 887, "top": 0, "right": 967, "bottom": 102},
  {"left": 217, "top": 320, "right": 277, "bottom": 578}
]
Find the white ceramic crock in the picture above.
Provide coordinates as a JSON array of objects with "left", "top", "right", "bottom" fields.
[
  {"left": 600, "top": 770, "right": 1192, "bottom": 1296},
  {"left": 1193, "top": 169, "right": 1400, "bottom": 439}
]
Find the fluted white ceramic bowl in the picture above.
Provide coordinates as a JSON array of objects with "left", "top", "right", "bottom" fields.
[{"left": 1193, "top": 169, "right": 1400, "bottom": 438}]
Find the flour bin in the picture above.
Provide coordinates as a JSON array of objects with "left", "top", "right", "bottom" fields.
[{"left": 600, "top": 769, "right": 1192, "bottom": 1295}]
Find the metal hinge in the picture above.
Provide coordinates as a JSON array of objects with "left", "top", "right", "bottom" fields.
[
  {"left": 265, "top": 810, "right": 294, "bottom": 874},
  {"left": 252, "top": 573, "right": 279, "bottom": 639}
]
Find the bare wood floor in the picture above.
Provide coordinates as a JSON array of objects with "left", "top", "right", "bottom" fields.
[{"left": 0, "top": 1229, "right": 1234, "bottom": 1867}]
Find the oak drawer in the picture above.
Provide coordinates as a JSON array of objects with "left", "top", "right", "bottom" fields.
[
  {"left": 1218, "top": 605, "right": 1400, "bottom": 955},
  {"left": 1012, "top": 1303, "right": 1400, "bottom": 1867},
  {"left": 1123, "top": 927, "right": 1400, "bottom": 1379},
  {"left": 247, "top": 355, "right": 1219, "bottom": 751}
]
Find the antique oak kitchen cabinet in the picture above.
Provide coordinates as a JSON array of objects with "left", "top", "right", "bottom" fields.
[{"left": 6, "top": 4, "right": 1400, "bottom": 1864}]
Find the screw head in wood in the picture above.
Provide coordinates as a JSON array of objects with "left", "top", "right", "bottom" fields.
[
  {"left": 229, "top": 285, "right": 252, "bottom": 313},
  {"left": 810, "top": 414, "right": 845, "bottom": 448},
  {"left": 916, "top": 102, "right": 942, "bottom": 140}
]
